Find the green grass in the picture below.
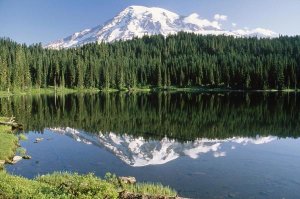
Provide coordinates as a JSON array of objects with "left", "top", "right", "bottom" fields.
[
  {"left": 123, "top": 183, "right": 177, "bottom": 197},
  {"left": 0, "top": 91, "right": 13, "bottom": 97},
  {"left": 36, "top": 172, "right": 119, "bottom": 199},
  {"left": 0, "top": 123, "right": 18, "bottom": 165},
  {"left": 1, "top": 86, "right": 299, "bottom": 98},
  {"left": 19, "top": 134, "right": 28, "bottom": 141},
  {"left": 0, "top": 171, "right": 60, "bottom": 199},
  {"left": 0, "top": 171, "right": 119, "bottom": 199},
  {"left": 16, "top": 147, "right": 27, "bottom": 156},
  {"left": 105, "top": 172, "right": 177, "bottom": 198},
  {"left": 100, "top": 88, "right": 119, "bottom": 92},
  {"left": 0, "top": 87, "right": 101, "bottom": 97},
  {"left": 0, "top": 171, "right": 178, "bottom": 199},
  {"left": 19, "top": 87, "right": 79, "bottom": 95}
]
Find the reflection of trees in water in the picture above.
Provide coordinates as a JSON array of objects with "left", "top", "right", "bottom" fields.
[{"left": 0, "top": 92, "right": 299, "bottom": 141}]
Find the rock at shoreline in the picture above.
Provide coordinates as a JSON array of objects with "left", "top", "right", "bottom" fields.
[
  {"left": 11, "top": 156, "right": 22, "bottom": 164},
  {"left": 7, "top": 155, "right": 31, "bottom": 164},
  {"left": 22, "top": 155, "right": 32, "bottom": 160},
  {"left": 34, "top": 138, "right": 44, "bottom": 143},
  {"left": 119, "top": 176, "right": 137, "bottom": 184}
]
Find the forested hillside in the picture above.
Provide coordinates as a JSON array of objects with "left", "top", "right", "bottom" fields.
[{"left": 1, "top": 33, "right": 300, "bottom": 91}]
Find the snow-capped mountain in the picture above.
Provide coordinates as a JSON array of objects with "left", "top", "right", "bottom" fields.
[
  {"left": 45, "top": 5, "right": 278, "bottom": 49},
  {"left": 48, "top": 127, "right": 277, "bottom": 167}
]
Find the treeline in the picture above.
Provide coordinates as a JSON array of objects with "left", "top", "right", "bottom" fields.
[
  {"left": 1, "top": 92, "right": 300, "bottom": 141},
  {"left": 1, "top": 33, "right": 300, "bottom": 90}
]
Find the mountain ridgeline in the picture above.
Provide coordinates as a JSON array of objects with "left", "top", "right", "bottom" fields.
[
  {"left": 45, "top": 5, "right": 277, "bottom": 49},
  {"left": 1, "top": 33, "right": 300, "bottom": 91}
]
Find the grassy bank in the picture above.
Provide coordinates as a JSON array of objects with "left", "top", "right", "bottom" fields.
[
  {"left": 0, "top": 86, "right": 299, "bottom": 97},
  {"left": 0, "top": 171, "right": 177, "bottom": 199},
  {"left": 0, "top": 87, "right": 101, "bottom": 97},
  {"left": 0, "top": 117, "right": 18, "bottom": 169},
  {"left": 0, "top": 117, "right": 178, "bottom": 199}
]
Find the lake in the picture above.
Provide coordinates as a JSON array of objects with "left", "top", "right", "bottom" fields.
[{"left": 1, "top": 92, "right": 300, "bottom": 198}]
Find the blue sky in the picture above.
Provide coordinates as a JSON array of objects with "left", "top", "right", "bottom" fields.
[{"left": 0, "top": 0, "right": 299, "bottom": 45}]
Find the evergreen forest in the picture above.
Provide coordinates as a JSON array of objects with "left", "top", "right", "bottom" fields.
[{"left": 1, "top": 33, "right": 300, "bottom": 91}]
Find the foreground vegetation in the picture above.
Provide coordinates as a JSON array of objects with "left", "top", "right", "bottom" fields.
[
  {"left": 0, "top": 171, "right": 119, "bottom": 199},
  {"left": 0, "top": 118, "right": 18, "bottom": 168},
  {"left": 0, "top": 171, "right": 177, "bottom": 199},
  {"left": 0, "top": 117, "right": 178, "bottom": 199},
  {"left": 1, "top": 34, "right": 300, "bottom": 92}
]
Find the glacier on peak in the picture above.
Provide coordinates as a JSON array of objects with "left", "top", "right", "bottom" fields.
[{"left": 45, "top": 5, "right": 278, "bottom": 49}]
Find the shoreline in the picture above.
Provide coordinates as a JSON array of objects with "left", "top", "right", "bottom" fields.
[
  {"left": 0, "top": 86, "right": 299, "bottom": 97},
  {"left": 0, "top": 117, "right": 18, "bottom": 169}
]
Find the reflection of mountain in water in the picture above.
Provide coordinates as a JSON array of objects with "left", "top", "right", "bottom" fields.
[
  {"left": 2, "top": 92, "right": 300, "bottom": 141},
  {"left": 48, "top": 127, "right": 277, "bottom": 167}
]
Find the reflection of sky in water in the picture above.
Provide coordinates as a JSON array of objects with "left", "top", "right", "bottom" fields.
[{"left": 49, "top": 127, "right": 277, "bottom": 167}]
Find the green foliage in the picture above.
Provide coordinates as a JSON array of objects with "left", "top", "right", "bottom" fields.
[
  {"left": 1, "top": 34, "right": 300, "bottom": 91},
  {"left": 0, "top": 122, "right": 18, "bottom": 162},
  {"left": 16, "top": 147, "right": 27, "bottom": 156},
  {"left": 36, "top": 172, "right": 119, "bottom": 199},
  {"left": 19, "top": 134, "right": 28, "bottom": 141},
  {"left": 104, "top": 172, "right": 177, "bottom": 197},
  {"left": 124, "top": 183, "right": 177, "bottom": 197},
  {"left": 104, "top": 172, "right": 120, "bottom": 188},
  {"left": 0, "top": 170, "right": 177, "bottom": 199},
  {"left": 0, "top": 171, "right": 64, "bottom": 199},
  {"left": 0, "top": 171, "right": 119, "bottom": 199}
]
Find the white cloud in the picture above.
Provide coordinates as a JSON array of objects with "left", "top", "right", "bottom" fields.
[
  {"left": 232, "top": 23, "right": 237, "bottom": 27},
  {"left": 214, "top": 14, "right": 228, "bottom": 21},
  {"left": 184, "top": 13, "right": 222, "bottom": 30}
]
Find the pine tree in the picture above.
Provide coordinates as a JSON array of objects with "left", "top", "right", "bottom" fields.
[
  {"left": 0, "top": 58, "right": 8, "bottom": 90},
  {"left": 157, "top": 65, "right": 162, "bottom": 87}
]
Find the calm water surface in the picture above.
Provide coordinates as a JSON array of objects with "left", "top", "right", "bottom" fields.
[{"left": 1, "top": 92, "right": 300, "bottom": 198}]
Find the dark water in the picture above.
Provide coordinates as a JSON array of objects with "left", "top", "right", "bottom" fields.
[{"left": 1, "top": 92, "right": 300, "bottom": 198}]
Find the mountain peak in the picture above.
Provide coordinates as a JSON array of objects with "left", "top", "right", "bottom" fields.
[
  {"left": 45, "top": 6, "right": 278, "bottom": 49},
  {"left": 124, "top": 5, "right": 178, "bottom": 15}
]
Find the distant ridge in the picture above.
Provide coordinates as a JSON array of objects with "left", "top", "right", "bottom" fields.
[{"left": 45, "top": 5, "right": 278, "bottom": 49}]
